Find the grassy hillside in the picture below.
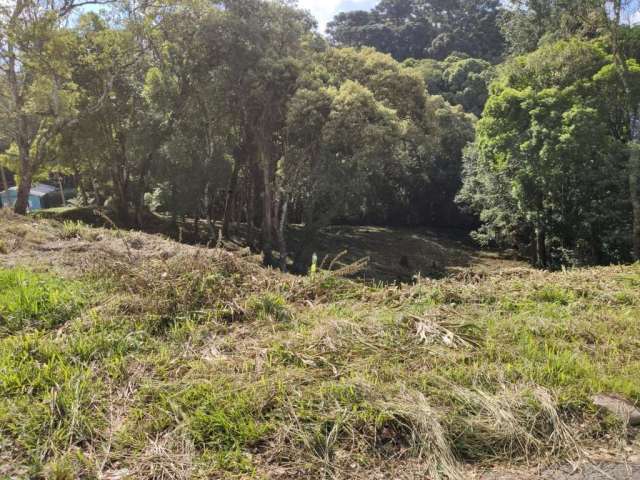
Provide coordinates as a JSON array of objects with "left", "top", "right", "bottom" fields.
[{"left": 0, "top": 211, "right": 639, "bottom": 479}]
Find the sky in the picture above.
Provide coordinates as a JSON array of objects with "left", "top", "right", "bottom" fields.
[{"left": 297, "top": 0, "right": 377, "bottom": 33}]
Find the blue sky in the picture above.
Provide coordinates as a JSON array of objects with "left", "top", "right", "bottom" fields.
[{"left": 297, "top": 0, "right": 377, "bottom": 33}]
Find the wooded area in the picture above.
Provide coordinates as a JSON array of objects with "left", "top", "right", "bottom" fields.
[{"left": 1, "top": 0, "right": 639, "bottom": 270}]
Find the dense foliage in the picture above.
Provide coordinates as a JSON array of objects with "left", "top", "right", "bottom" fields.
[
  {"left": 0, "top": 0, "right": 474, "bottom": 271},
  {"left": 459, "top": 39, "right": 638, "bottom": 266},
  {"left": 404, "top": 55, "right": 494, "bottom": 116},
  {"left": 327, "top": 0, "right": 506, "bottom": 61},
  {"left": 1, "top": 0, "right": 640, "bottom": 268}
]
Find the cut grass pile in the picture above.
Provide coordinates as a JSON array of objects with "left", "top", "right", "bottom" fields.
[{"left": 0, "top": 214, "right": 639, "bottom": 479}]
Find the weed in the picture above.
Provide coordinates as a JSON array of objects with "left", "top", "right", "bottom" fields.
[
  {"left": 0, "top": 332, "right": 107, "bottom": 468},
  {"left": 530, "top": 285, "right": 575, "bottom": 305},
  {"left": 183, "top": 382, "right": 274, "bottom": 451},
  {"left": 247, "top": 293, "right": 292, "bottom": 322},
  {"left": 60, "top": 220, "right": 83, "bottom": 240},
  {"left": 55, "top": 219, "right": 101, "bottom": 242}
]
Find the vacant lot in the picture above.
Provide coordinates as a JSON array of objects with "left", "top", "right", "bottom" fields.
[{"left": 0, "top": 211, "right": 638, "bottom": 479}]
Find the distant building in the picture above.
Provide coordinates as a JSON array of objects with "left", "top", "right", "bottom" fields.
[{"left": 0, "top": 183, "right": 60, "bottom": 211}]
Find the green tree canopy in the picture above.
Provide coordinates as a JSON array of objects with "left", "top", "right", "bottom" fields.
[
  {"left": 459, "top": 38, "right": 640, "bottom": 266},
  {"left": 327, "top": 0, "right": 506, "bottom": 62}
]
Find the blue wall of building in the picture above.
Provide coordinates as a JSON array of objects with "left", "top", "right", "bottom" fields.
[{"left": 0, "top": 191, "right": 42, "bottom": 210}]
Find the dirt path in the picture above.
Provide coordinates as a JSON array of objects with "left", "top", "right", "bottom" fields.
[{"left": 480, "top": 463, "right": 640, "bottom": 479}]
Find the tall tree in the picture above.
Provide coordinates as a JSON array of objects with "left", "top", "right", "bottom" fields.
[
  {"left": 459, "top": 38, "right": 636, "bottom": 266},
  {"left": 605, "top": 0, "right": 640, "bottom": 260},
  {"left": 327, "top": 0, "right": 506, "bottom": 62},
  {"left": 405, "top": 55, "right": 495, "bottom": 116},
  {"left": 0, "top": 0, "right": 113, "bottom": 215},
  {"left": 499, "top": 0, "right": 604, "bottom": 54}
]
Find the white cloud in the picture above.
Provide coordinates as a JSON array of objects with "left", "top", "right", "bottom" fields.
[{"left": 631, "top": 9, "right": 640, "bottom": 25}]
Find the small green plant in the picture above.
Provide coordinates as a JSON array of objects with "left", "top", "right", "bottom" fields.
[
  {"left": 529, "top": 285, "right": 574, "bottom": 305},
  {"left": 247, "top": 293, "right": 292, "bottom": 322},
  {"left": 0, "top": 332, "right": 107, "bottom": 470},
  {"left": 184, "top": 383, "right": 273, "bottom": 451},
  {"left": 0, "top": 238, "right": 7, "bottom": 254},
  {"left": 60, "top": 220, "right": 84, "bottom": 239}
]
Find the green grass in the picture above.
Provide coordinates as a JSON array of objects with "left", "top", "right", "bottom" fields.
[
  {"left": 0, "top": 269, "right": 85, "bottom": 333},
  {"left": 0, "top": 269, "right": 104, "bottom": 475},
  {"left": 1, "top": 220, "right": 640, "bottom": 478},
  {"left": 247, "top": 293, "right": 292, "bottom": 323}
]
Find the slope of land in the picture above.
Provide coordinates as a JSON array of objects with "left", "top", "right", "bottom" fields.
[
  {"left": 0, "top": 210, "right": 639, "bottom": 479},
  {"left": 278, "top": 225, "right": 526, "bottom": 282},
  {"left": 33, "top": 207, "right": 526, "bottom": 281}
]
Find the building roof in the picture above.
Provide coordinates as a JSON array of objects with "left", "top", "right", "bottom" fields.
[{"left": 1, "top": 183, "right": 57, "bottom": 197}]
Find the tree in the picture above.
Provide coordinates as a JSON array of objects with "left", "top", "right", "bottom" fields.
[
  {"left": 459, "top": 39, "right": 636, "bottom": 266},
  {"left": 603, "top": 0, "right": 640, "bottom": 260},
  {"left": 405, "top": 55, "right": 495, "bottom": 116},
  {"left": 499, "top": 0, "right": 604, "bottom": 54},
  {"left": 327, "top": 0, "right": 506, "bottom": 62},
  {"left": 0, "top": 0, "right": 113, "bottom": 215},
  {"left": 283, "top": 47, "right": 473, "bottom": 270}
]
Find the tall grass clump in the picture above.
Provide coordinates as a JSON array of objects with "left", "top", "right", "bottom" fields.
[{"left": 0, "top": 269, "right": 85, "bottom": 334}]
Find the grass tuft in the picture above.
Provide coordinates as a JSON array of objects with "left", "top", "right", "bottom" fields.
[{"left": 247, "top": 293, "right": 292, "bottom": 323}]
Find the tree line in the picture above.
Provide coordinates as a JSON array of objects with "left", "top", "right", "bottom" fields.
[
  {"left": 1, "top": 0, "right": 639, "bottom": 269},
  {"left": 330, "top": 0, "right": 640, "bottom": 267}
]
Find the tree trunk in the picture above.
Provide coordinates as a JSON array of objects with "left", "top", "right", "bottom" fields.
[
  {"left": 14, "top": 144, "right": 32, "bottom": 215},
  {"left": 7, "top": 17, "right": 32, "bottom": 216},
  {"left": 58, "top": 175, "right": 66, "bottom": 207},
  {"left": 194, "top": 213, "right": 200, "bottom": 241},
  {"left": 134, "top": 154, "right": 152, "bottom": 229},
  {"left": 14, "top": 173, "right": 32, "bottom": 215},
  {"left": 0, "top": 165, "right": 9, "bottom": 208},
  {"left": 74, "top": 169, "right": 88, "bottom": 206},
  {"left": 276, "top": 195, "right": 289, "bottom": 272},
  {"left": 630, "top": 141, "right": 640, "bottom": 261},
  {"left": 261, "top": 150, "right": 274, "bottom": 267},
  {"left": 0, "top": 165, "right": 8, "bottom": 192},
  {"left": 222, "top": 161, "right": 240, "bottom": 239},
  {"left": 79, "top": 181, "right": 88, "bottom": 206},
  {"left": 113, "top": 171, "right": 129, "bottom": 226},
  {"left": 134, "top": 191, "right": 144, "bottom": 229},
  {"left": 245, "top": 178, "right": 257, "bottom": 250},
  {"left": 92, "top": 178, "right": 104, "bottom": 207},
  {"left": 536, "top": 224, "right": 547, "bottom": 268}
]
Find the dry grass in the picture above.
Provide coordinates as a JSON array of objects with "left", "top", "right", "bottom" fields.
[{"left": 0, "top": 215, "right": 639, "bottom": 479}]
